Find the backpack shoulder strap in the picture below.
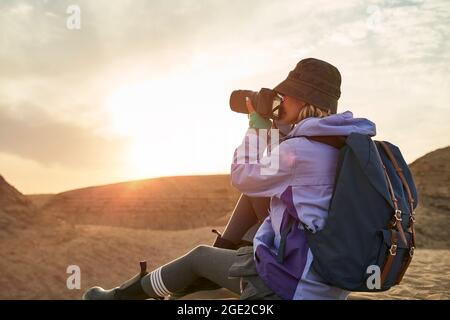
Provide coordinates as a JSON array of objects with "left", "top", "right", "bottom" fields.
[
  {"left": 378, "top": 141, "right": 415, "bottom": 214},
  {"left": 305, "top": 135, "right": 347, "bottom": 149}
]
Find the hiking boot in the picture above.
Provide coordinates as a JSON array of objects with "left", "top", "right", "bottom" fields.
[{"left": 82, "top": 261, "right": 151, "bottom": 300}]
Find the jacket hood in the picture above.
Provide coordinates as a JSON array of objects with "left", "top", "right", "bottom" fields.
[{"left": 287, "top": 110, "right": 376, "bottom": 138}]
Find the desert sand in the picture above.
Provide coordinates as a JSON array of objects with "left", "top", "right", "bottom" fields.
[
  {"left": 0, "top": 222, "right": 448, "bottom": 300},
  {"left": 0, "top": 146, "right": 449, "bottom": 300}
]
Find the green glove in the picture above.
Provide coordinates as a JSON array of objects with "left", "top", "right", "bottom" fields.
[{"left": 248, "top": 112, "right": 272, "bottom": 129}]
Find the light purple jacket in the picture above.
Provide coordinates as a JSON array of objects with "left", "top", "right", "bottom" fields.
[{"left": 231, "top": 111, "right": 376, "bottom": 300}]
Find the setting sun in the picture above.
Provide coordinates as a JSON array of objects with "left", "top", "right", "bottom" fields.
[
  {"left": 103, "top": 69, "right": 240, "bottom": 180},
  {"left": 106, "top": 81, "right": 163, "bottom": 137},
  {"left": 105, "top": 80, "right": 171, "bottom": 178}
]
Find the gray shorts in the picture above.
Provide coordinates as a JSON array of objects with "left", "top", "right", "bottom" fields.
[{"left": 228, "top": 246, "right": 281, "bottom": 300}]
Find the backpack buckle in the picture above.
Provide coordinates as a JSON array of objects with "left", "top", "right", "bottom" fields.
[
  {"left": 409, "top": 246, "right": 415, "bottom": 257},
  {"left": 394, "top": 210, "right": 402, "bottom": 221},
  {"left": 389, "top": 244, "right": 397, "bottom": 256}
]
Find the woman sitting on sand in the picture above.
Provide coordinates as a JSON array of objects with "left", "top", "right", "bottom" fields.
[{"left": 83, "top": 58, "right": 376, "bottom": 300}]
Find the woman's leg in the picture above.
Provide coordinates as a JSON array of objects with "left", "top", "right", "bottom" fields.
[
  {"left": 170, "top": 194, "right": 267, "bottom": 299},
  {"left": 156, "top": 194, "right": 270, "bottom": 300},
  {"left": 83, "top": 245, "right": 241, "bottom": 300},
  {"left": 142, "top": 245, "right": 241, "bottom": 298},
  {"left": 219, "top": 194, "right": 270, "bottom": 246}
]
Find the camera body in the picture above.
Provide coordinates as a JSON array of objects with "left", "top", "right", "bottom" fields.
[{"left": 229, "top": 88, "right": 283, "bottom": 120}]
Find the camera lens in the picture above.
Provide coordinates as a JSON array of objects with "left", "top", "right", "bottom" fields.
[{"left": 229, "top": 90, "right": 258, "bottom": 114}]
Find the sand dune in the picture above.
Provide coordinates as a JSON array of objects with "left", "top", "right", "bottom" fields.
[
  {"left": 409, "top": 146, "right": 450, "bottom": 249},
  {"left": 0, "top": 175, "right": 41, "bottom": 238},
  {"left": 38, "top": 175, "right": 240, "bottom": 230}
]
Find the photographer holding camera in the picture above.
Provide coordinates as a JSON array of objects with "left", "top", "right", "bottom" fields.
[{"left": 83, "top": 58, "right": 376, "bottom": 300}]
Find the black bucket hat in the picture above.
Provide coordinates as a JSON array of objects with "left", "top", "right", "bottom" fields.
[{"left": 273, "top": 58, "right": 341, "bottom": 114}]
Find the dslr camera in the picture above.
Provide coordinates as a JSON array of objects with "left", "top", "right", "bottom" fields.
[{"left": 229, "top": 88, "right": 284, "bottom": 120}]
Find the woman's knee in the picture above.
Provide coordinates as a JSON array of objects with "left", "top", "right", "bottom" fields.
[
  {"left": 184, "top": 245, "right": 215, "bottom": 273},
  {"left": 189, "top": 245, "right": 214, "bottom": 259}
]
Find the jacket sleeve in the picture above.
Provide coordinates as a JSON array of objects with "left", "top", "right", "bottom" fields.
[{"left": 230, "top": 128, "right": 296, "bottom": 197}]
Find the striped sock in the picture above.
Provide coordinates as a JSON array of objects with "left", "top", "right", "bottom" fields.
[{"left": 140, "top": 267, "right": 172, "bottom": 298}]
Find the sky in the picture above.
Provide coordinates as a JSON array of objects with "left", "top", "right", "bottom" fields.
[{"left": 0, "top": 0, "right": 449, "bottom": 194}]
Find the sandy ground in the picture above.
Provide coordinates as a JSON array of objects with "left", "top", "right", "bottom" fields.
[
  {"left": 2, "top": 164, "right": 449, "bottom": 300},
  {"left": 350, "top": 249, "right": 450, "bottom": 300},
  {"left": 0, "top": 223, "right": 448, "bottom": 300}
]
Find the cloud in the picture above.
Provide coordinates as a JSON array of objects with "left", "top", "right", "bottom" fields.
[
  {"left": 0, "top": 104, "right": 130, "bottom": 168},
  {"left": 0, "top": 0, "right": 448, "bottom": 193}
]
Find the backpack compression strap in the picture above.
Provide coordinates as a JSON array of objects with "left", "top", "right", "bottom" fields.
[
  {"left": 379, "top": 163, "right": 402, "bottom": 285},
  {"left": 378, "top": 141, "right": 416, "bottom": 285}
]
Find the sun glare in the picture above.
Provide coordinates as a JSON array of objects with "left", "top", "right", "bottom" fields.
[
  {"left": 104, "top": 71, "right": 232, "bottom": 180},
  {"left": 105, "top": 76, "right": 200, "bottom": 179},
  {"left": 106, "top": 82, "right": 157, "bottom": 136}
]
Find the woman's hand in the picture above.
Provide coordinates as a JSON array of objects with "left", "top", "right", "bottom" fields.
[
  {"left": 246, "top": 97, "right": 272, "bottom": 129},
  {"left": 245, "top": 96, "right": 256, "bottom": 113}
]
